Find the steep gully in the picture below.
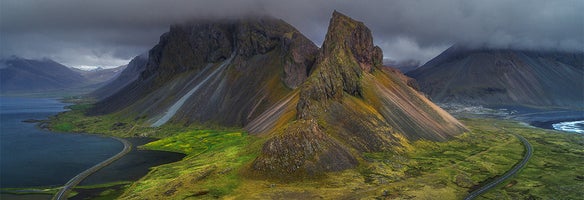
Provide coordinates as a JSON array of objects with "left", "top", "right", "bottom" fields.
[{"left": 151, "top": 52, "right": 236, "bottom": 127}]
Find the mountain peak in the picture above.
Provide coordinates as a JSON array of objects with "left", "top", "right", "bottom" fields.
[
  {"left": 323, "top": 11, "right": 383, "bottom": 72},
  {"left": 250, "top": 11, "right": 465, "bottom": 177},
  {"left": 297, "top": 11, "right": 383, "bottom": 119}
]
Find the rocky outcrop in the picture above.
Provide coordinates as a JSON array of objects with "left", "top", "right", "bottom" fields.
[
  {"left": 253, "top": 119, "right": 357, "bottom": 175},
  {"left": 250, "top": 11, "right": 466, "bottom": 176},
  {"left": 407, "top": 45, "right": 584, "bottom": 109},
  {"left": 297, "top": 11, "right": 383, "bottom": 119}
]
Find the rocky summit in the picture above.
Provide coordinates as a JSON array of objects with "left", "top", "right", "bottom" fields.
[{"left": 248, "top": 11, "right": 466, "bottom": 176}]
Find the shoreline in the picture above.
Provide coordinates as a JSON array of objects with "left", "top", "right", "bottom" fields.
[
  {"left": 529, "top": 118, "right": 584, "bottom": 131},
  {"left": 54, "top": 136, "right": 132, "bottom": 200}
]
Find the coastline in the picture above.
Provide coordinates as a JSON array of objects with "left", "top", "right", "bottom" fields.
[
  {"left": 54, "top": 136, "right": 132, "bottom": 200},
  {"left": 0, "top": 97, "right": 186, "bottom": 200},
  {"left": 530, "top": 118, "right": 584, "bottom": 130}
]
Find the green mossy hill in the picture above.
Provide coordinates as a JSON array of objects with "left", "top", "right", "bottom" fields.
[
  {"left": 250, "top": 11, "right": 466, "bottom": 177},
  {"left": 90, "top": 16, "right": 318, "bottom": 127}
]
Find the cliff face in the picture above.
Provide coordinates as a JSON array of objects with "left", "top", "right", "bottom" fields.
[
  {"left": 297, "top": 11, "right": 383, "bottom": 119},
  {"left": 90, "top": 17, "right": 318, "bottom": 127},
  {"left": 407, "top": 45, "right": 584, "bottom": 109},
  {"left": 250, "top": 11, "right": 466, "bottom": 176}
]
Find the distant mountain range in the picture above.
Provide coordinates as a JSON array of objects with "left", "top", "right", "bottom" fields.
[
  {"left": 0, "top": 56, "right": 124, "bottom": 95},
  {"left": 71, "top": 65, "right": 126, "bottom": 85},
  {"left": 407, "top": 46, "right": 584, "bottom": 109},
  {"left": 90, "top": 11, "right": 466, "bottom": 176}
]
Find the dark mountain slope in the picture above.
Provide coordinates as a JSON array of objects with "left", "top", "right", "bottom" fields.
[
  {"left": 89, "top": 17, "right": 318, "bottom": 127},
  {"left": 248, "top": 11, "right": 467, "bottom": 176},
  {"left": 407, "top": 46, "right": 584, "bottom": 109},
  {"left": 90, "top": 54, "right": 148, "bottom": 100},
  {"left": 0, "top": 57, "right": 87, "bottom": 94}
]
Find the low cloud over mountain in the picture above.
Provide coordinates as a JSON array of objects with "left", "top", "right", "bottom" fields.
[{"left": 1, "top": 0, "right": 582, "bottom": 68}]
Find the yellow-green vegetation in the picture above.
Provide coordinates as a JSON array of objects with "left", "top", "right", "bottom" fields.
[
  {"left": 48, "top": 102, "right": 583, "bottom": 199},
  {"left": 48, "top": 102, "right": 208, "bottom": 138},
  {"left": 474, "top": 119, "right": 584, "bottom": 200},
  {"left": 0, "top": 187, "right": 60, "bottom": 195},
  {"left": 72, "top": 182, "right": 133, "bottom": 200},
  {"left": 118, "top": 130, "right": 257, "bottom": 199},
  {"left": 112, "top": 117, "right": 583, "bottom": 199},
  {"left": 226, "top": 118, "right": 525, "bottom": 199}
]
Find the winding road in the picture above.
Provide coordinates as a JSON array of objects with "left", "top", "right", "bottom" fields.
[
  {"left": 464, "top": 132, "right": 533, "bottom": 200},
  {"left": 53, "top": 137, "right": 132, "bottom": 200}
]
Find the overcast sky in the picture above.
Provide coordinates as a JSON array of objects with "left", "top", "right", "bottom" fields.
[{"left": 1, "top": 0, "right": 583, "bottom": 69}]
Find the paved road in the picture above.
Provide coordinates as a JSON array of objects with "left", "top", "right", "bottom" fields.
[
  {"left": 464, "top": 132, "right": 533, "bottom": 200},
  {"left": 53, "top": 137, "right": 132, "bottom": 200}
]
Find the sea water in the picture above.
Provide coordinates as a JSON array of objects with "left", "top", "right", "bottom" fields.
[
  {"left": 552, "top": 120, "right": 584, "bottom": 134},
  {"left": 0, "top": 97, "right": 122, "bottom": 188}
]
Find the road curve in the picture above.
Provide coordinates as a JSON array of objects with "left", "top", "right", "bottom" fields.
[
  {"left": 53, "top": 137, "right": 132, "bottom": 200},
  {"left": 464, "top": 132, "right": 533, "bottom": 200}
]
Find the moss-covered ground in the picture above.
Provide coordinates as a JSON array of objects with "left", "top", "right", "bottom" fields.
[{"left": 38, "top": 103, "right": 584, "bottom": 199}]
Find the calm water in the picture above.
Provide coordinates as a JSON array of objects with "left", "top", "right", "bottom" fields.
[{"left": 0, "top": 97, "right": 122, "bottom": 188}]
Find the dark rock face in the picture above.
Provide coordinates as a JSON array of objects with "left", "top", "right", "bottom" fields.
[
  {"left": 251, "top": 11, "right": 466, "bottom": 176},
  {"left": 0, "top": 57, "right": 87, "bottom": 94},
  {"left": 407, "top": 45, "right": 584, "bottom": 109},
  {"left": 253, "top": 119, "right": 357, "bottom": 175},
  {"left": 90, "top": 17, "right": 318, "bottom": 127},
  {"left": 297, "top": 11, "right": 384, "bottom": 119}
]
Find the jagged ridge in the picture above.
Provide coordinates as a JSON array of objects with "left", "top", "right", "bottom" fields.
[{"left": 250, "top": 11, "right": 466, "bottom": 176}]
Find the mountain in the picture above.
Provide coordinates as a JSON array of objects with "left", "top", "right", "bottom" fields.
[
  {"left": 246, "top": 11, "right": 466, "bottom": 176},
  {"left": 89, "top": 11, "right": 466, "bottom": 177},
  {"left": 90, "top": 54, "right": 148, "bottom": 100},
  {"left": 72, "top": 65, "right": 127, "bottom": 85},
  {"left": 89, "top": 16, "right": 318, "bottom": 127},
  {"left": 407, "top": 45, "right": 584, "bottom": 109},
  {"left": 0, "top": 57, "right": 87, "bottom": 94}
]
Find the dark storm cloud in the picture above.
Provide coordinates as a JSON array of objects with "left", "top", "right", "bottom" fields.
[{"left": 1, "top": 0, "right": 582, "bottom": 68}]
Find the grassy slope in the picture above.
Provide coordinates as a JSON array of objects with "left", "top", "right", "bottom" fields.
[
  {"left": 475, "top": 119, "right": 584, "bottom": 200},
  {"left": 112, "top": 118, "right": 582, "bottom": 199},
  {"left": 119, "top": 130, "right": 259, "bottom": 200},
  {"left": 46, "top": 104, "right": 583, "bottom": 199}
]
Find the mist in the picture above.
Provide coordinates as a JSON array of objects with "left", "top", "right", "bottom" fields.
[{"left": 1, "top": 0, "right": 582, "bottom": 68}]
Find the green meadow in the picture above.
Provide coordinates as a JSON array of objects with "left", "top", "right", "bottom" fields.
[{"left": 32, "top": 104, "right": 584, "bottom": 199}]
